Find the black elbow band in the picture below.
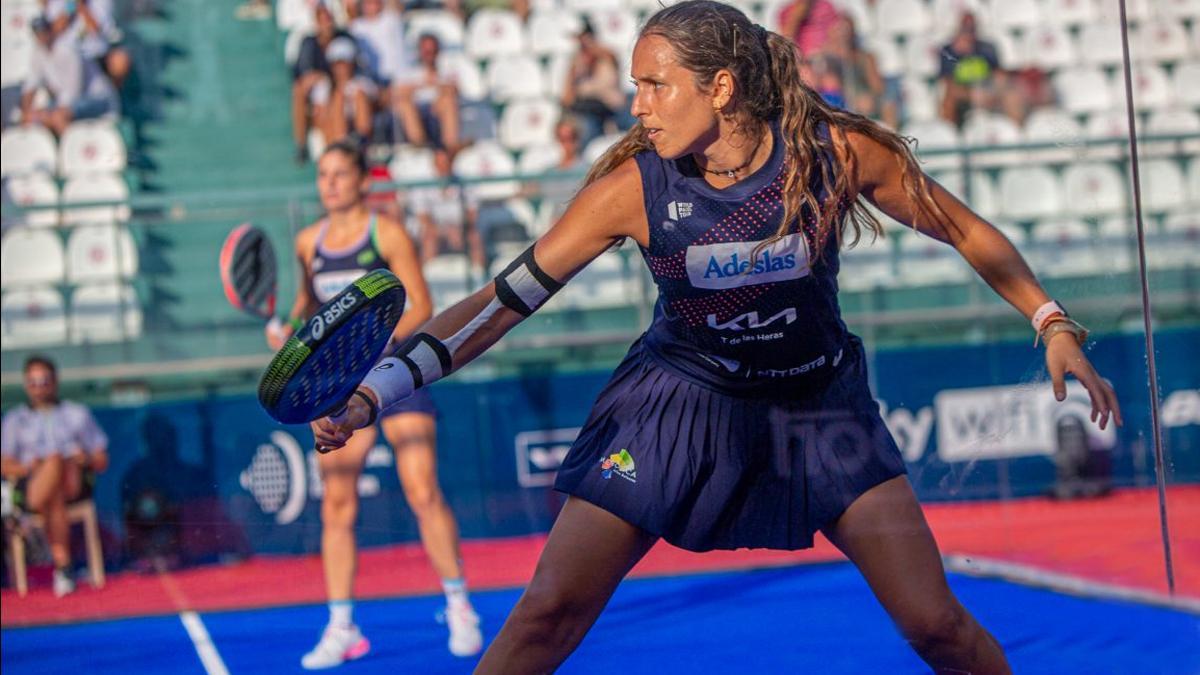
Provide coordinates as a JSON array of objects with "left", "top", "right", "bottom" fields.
[{"left": 494, "top": 245, "right": 564, "bottom": 317}]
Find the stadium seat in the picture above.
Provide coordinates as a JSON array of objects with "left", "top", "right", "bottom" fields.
[
  {"left": 477, "top": 197, "right": 536, "bottom": 247},
  {"left": 1171, "top": 62, "right": 1200, "bottom": 108},
  {"left": 1137, "top": 19, "right": 1191, "bottom": 64},
  {"left": 1123, "top": 64, "right": 1173, "bottom": 111},
  {"left": 1189, "top": 158, "right": 1200, "bottom": 205},
  {"left": 283, "top": 28, "right": 308, "bottom": 67},
  {"left": 998, "top": 165, "right": 1062, "bottom": 220},
  {"left": 423, "top": 254, "right": 474, "bottom": 311},
  {"left": 838, "top": 239, "right": 896, "bottom": 291},
  {"left": 899, "top": 77, "right": 937, "bottom": 122},
  {"left": 896, "top": 229, "right": 970, "bottom": 286},
  {"left": 1077, "top": 22, "right": 1125, "bottom": 68},
  {"left": 590, "top": 8, "right": 639, "bottom": 55},
  {"left": 1042, "top": 0, "right": 1098, "bottom": 28},
  {"left": 438, "top": 52, "right": 487, "bottom": 102},
  {"left": 1084, "top": 109, "right": 1133, "bottom": 140},
  {"left": 464, "top": 9, "right": 526, "bottom": 59},
  {"left": 874, "top": 0, "right": 932, "bottom": 38},
  {"left": 1146, "top": 108, "right": 1200, "bottom": 135},
  {"left": 388, "top": 144, "right": 437, "bottom": 185},
  {"left": 960, "top": 111, "right": 1022, "bottom": 165},
  {"left": 832, "top": 0, "right": 876, "bottom": 39},
  {"left": 902, "top": 119, "right": 960, "bottom": 170},
  {"left": 1, "top": 228, "right": 64, "bottom": 288},
  {"left": 1062, "top": 162, "right": 1127, "bottom": 216},
  {"left": 1137, "top": 159, "right": 1188, "bottom": 213},
  {"left": 1161, "top": 0, "right": 1200, "bottom": 20},
  {"left": 518, "top": 143, "right": 565, "bottom": 176},
  {"left": 583, "top": 133, "right": 624, "bottom": 163},
  {"left": 1095, "top": 216, "right": 1137, "bottom": 272},
  {"left": 405, "top": 10, "right": 466, "bottom": 52},
  {"left": 902, "top": 33, "right": 942, "bottom": 79},
  {"left": 559, "top": 250, "right": 634, "bottom": 308},
  {"left": 58, "top": 120, "right": 127, "bottom": 177},
  {"left": 1018, "top": 25, "right": 1077, "bottom": 71},
  {"left": 928, "top": 0, "right": 983, "bottom": 39},
  {"left": 0, "top": 286, "right": 67, "bottom": 349},
  {"left": 452, "top": 141, "right": 520, "bottom": 201},
  {"left": 1159, "top": 212, "right": 1200, "bottom": 268},
  {"left": 0, "top": 126, "right": 57, "bottom": 177},
  {"left": 863, "top": 34, "right": 903, "bottom": 78},
  {"left": 0, "top": 3, "right": 35, "bottom": 88},
  {"left": 486, "top": 55, "right": 547, "bottom": 102},
  {"left": 564, "top": 0, "right": 623, "bottom": 11},
  {"left": 1022, "top": 108, "right": 1084, "bottom": 142},
  {"left": 275, "top": 0, "right": 313, "bottom": 32},
  {"left": 527, "top": 9, "right": 582, "bottom": 56},
  {"left": 2, "top": 173, "right": 59, "bottom": 228},
  {"left": 69, "top": 282, "right": 142, "bottom": 343},
  {"left": 1029, "top": 220, "right": 1100, "bottom": 277},
  {"left": 1054, "top": 66, "right": 1114, "bottom": 113},
  {"left": 65, "top": 224, "right": 139, "bottom": 282},
  {"left": 987, "top": 0, "right": 1041, "bottom": 31},
  {"left": 1094, "top": 0, "right": 1151, "bottom": 24},
  {"left": 499, "top": 99, "right": 560, "bottom": 150},
  {"left": 61, "top": 174, "right": 130, "bottom": 226},
  {"left": 930, "top": 170, "right": 999, "bottom": 219}
]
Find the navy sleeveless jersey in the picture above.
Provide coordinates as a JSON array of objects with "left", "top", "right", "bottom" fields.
[
  {"left": 309, "top": 213, "right": 389, "bottom": 303},
  {"left": 634, "top": 121, "right": 849, "bottom": 395}
]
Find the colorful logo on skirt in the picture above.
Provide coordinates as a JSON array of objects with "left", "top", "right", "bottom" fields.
[{"left": 600, "top": 449, "right": 637, "bottom": 483}]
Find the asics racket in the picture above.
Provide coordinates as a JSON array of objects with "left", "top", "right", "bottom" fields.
[
  {"left": 258, "top": 269, "right": 406, "bottom": 424},
  {"left": 220, "top": 223, "right": 277, "bottom": 320}
]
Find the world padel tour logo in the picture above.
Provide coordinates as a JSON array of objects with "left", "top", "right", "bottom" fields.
[
  {"left": 685, "top": 233, "right": 811, "bottom": 289},
  {"left": 599, "top": 449, "right": 637, "bottom": 483}
]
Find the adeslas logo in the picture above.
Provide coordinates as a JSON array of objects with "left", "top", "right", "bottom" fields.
[
  {"left": 703, "top": 249, "right": 796, "bottom": 279},
  {"left": 685, "top": 233, "right": 810, "bottom": 289}
]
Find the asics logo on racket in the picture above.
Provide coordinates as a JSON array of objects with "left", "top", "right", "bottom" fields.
[
  {"left": 707, "top": 307, "right": 797, "bottom": 331},
  {"left": 311, "top": 293, "right": 358, "bottom": 341}
]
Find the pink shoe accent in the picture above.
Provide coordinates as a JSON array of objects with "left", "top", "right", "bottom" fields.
[{"left": 343, "top": 637, "right": 370, "bottom": 661}]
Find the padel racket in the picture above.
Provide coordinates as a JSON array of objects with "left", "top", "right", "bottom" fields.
[
  {"left": 220, "top": 223, "right": 277, "bottom": 320},
  {"left": 258, "top": 269, "right": 406, "bottom": 425}
]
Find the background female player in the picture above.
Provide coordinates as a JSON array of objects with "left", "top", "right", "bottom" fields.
[
  {"left": 314, "top": 3, "right": 1122, "bottom": 673},
  {"left": 269, "top": 140, "right": 482, "bottom": 668}
]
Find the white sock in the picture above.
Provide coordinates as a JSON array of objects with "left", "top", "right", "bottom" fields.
[
  {"left": 329, "top": 600, "right": 353, "bottom": 627},
  {"left": 442, "top": 577, "right": 470, "bottom": 609}
]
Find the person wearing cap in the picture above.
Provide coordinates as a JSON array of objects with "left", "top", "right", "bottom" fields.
[
  {"left": 560, "top": 18, "right": 629, "bottom": 148},
  {"left": 311, "top": 36, "right": 377, "bottom": 148},
  {"left": 20, "top": 0, "right": 120, "bottom": 136},
  {"left": 292, "top": 1, "right": 355, "bottom": 163}
]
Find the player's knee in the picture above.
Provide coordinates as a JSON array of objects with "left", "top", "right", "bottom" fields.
[
  {"left": 901, "top": 602, "right": 971, "bottom": 655},
  {"left": 514, "top": 573, "right": 594, "bottom": 640},
  {"left": 402, "top": 483, "right": 443, "bottom": 519},
  {"left": 320, "top": 492, "right": 358, "bottom": 529}
]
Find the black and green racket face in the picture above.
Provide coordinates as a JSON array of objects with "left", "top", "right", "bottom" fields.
[{"left": 258, "top": 270, "right": 405, "bottom": 424}]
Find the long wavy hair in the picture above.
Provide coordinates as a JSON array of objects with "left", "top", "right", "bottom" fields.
[{"left": 584, "top": 0, "right": 947, "bottom": 253}]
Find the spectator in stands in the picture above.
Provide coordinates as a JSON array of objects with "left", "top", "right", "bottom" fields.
[
  {"left": 350, "top": 0, "right": 412, "bottom": 89},
  {"left": 776, "top": 0, "right": 841, "bottom": 58},
  {"left": 561, "top": 19, "right": 629, "bottom": 148},
  {"left": 20, "top": 2, "right": 120, "bottom": 136},
  {"left": 1, "top": 356, "right": 109, "bottom": 597},
  {"left": 292, "top": 0, "right": 354, "bottom": 163},
  {"left": 412, "top": 148, "right": 485, "bottom": 268},
  {"left": 937, "top": 12, "right": 1026, "bottom": 127},
  {"left": 814, "top": 15, "right": 899, "bottom": 129},
  {"left": 313, "top": 37, "right": 378, "bottom": 147},
  {"left": 393, "top": 33, "right": 462, "bottom": 153},
  {"left": 528, "top": 116, "right": 587, "bottom": 227},
  {"left": 71, "top": 0, "right": 131, "bottom": 89}
]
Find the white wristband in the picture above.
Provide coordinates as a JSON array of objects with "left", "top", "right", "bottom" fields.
[
  {"left": 359, "top": 357, "right": 415, "bottom": 412},
  {"left": 1031, "top": 300, "right": 1066, "bottom": 332}
]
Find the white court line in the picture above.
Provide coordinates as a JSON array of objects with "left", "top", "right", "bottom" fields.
[
  {"left": 179, "top": 611, "right": 231, "bottom": 675},
  {"left": 944, "top": 555, "right": 1200, "bottom": 614}
]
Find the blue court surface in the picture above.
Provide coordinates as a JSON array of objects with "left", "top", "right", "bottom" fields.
[{"left": 3, "top": 563, "right": 1198, "bottom": 674}]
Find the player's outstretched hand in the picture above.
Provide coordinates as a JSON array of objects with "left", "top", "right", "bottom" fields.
[
  {"left": 1045, "top": 333, "right": 1123, "bottom": 430},
  {"left": 312, "top": 388, "right": 378, "bottom": 452}
]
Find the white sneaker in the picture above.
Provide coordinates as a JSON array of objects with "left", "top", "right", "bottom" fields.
[
  {"left": 301, "top": 624, "right": 370, "bottom": 670},
  {"left": 444, "top": 604, "right": 483, "bottom": 657},
  {"left": 53, "top": 570, "right": 75, "bottom": 598}
]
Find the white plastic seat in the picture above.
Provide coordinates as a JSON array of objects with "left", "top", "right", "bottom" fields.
[
  {"left": 1137, "top": 159, "right": 1187, "bottom": 213},
  {"left": 874, "top": 0, "right": 932, "bottom": 38},
  {"left": 437, "top": 52, "right": 487, "bottom": 102},
  {"left": 1123, "top": 64, "right": 1173, "bottom": 112},
  {"left": 405, "top": 10, "right": 466, "bottom": 52},
  {"left": 422, "top": 254, "right": 474, "bottom": 311},
  {"left": 558, "top": 250, "right": 633, "bottom": 308},
  {"left": 1076, "top": 22, "right": 1125, "bottom": 68},
  {"left": 1171, "top": 62, "right": 1200, "bottom": 108},
  {"left": 2, "top": 173, "right": 59, "bottom": 228},
  {"left": 1146, "top": 108, "right": 1200, "bottom": 135},
  {"left": 464, "top": 9, "right": 526, "bottom": 59},
  {"left": 1095, "top": 216, "right": 1137, "bottom": 272},
  {"left": 961, "top": 111, "right": 1022, "bottom": 164},
  {"left": 388, "top": 144, "right": 437, "bottom": 185},
  {"left": 1094, "top": 0, "right": 1151, "bottom": 24},
  {"left": 1029, "top": 220, "right": 1100, "bottom": 277},
  {"left": 589, "top": 8, "right": 639, "bottom": 55},
  {"left": 275, "top": 0, "right": 313, "bottom": 32},
  {"left": 988, "top": 0, "right": 1041, "bottom": 31},
  {"left": 1054, "top": 66, "right": 1114, "bottom": 113},
  {"left": 0, "top": 3, "right": 36, "bottom": 88},
  {"left": 1189, "top": 158, "right": 1200, "bottom": 206},
  {"left": 902, "top": 34, "right": 942, "bottom": 80},
  {"left": 1041, "top": 0, "right": 1097, "bottom": 28},
  {"left": 563, "top": 0, "right": 623, "bottom": 11},
  {"left": 61, "top": 174, "right": 130, "bottom": 226},
  {"left": 1136, "top": 20, "right": 1191, "bottom": 64},
  {"left": 0, "top": 126, "right": 57, "bottom": 177},
  {"left": 899, "top": 77, "right": 937, "bottom": 123},
  {"left": 499, "top": 98, "right": 560, "bottom": 150},
  {"left": 1, "top": 286, "right": 67, "bottom": 349},
  {"left": 452, "top": 141, "right": 519, "bottom": 201},
  {"left": 1022, "top": 108, "right": 1084, "bottom": 143},
  {"left": 838, "top": 239, "right": 896, "bottom": 291},
  {"left": 583, "top": 133, "right": 624, "bottom": 164},
  {"left": 1018, "top": 25, "right": 1076, "bottom": 71},
  {"left": 1159, "top": 213, "right": 1200, "bottom": 268},
  {"left": 902, "top": 119, "right": 961, "bottom": 170},
  {"left": 1084, "top": 109, "right": 1134, "bottom": 140},
  {"left": 0, "top": 228, "right": 64, "bottom": 288},
  {"left": 69, "top": 282, "right": 141, "bottom": 343},
  {"left": 517, "top": 144, "right": 565, "bottom": 177},
  {"left": 863, "top": 34, "right": 904, "bottom": 79},
  {"left": 527, "top": 9, "right": 582, "bottom": 56},
  {"left": 486, "top": 56, "right": 547, "bottom": 102},
  {"left": 1161, "top": 0, "right": 1200, "bottom": 20},
  {"left": 896, "top": 230, "right": 969, "bottom": 286},
  {"left": 1062, "top": 162, "right": 1127, "bottom": 216},
  {"left": 998, "top": 166, "right": 1062, "bottom": 220},
  {"left": 930, "top": 170, "right": 999, "bottom": 219},
  {"left": 58, "top": 121, "right": 127, "bottom": 177},
  {"left": 65, "top": 224, "right": 138, "bottom": 282}
]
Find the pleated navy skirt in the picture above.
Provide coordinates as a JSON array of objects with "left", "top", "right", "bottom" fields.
[{"left": 553, "top": 337, "right": 906, "bottom": 552}]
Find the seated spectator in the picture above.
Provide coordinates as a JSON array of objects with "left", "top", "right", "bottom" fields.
[
  {"left": 777, "top": 0, "right": 841, "bottom": 58},
  {"left": 1, "top": 356, "right": 109, "bottom": 597},
  {"left": 292, "top": 0, "right": 354, "bottom": 163},
  {"left": 312, "top": 37, "right": 378, "bottom": 146},
  {"left": 71, "top": 0, "right": 131, "bottom": 89},
  {"left": 527, "top": 116, "right": 587, "bottom": 225},
  {"left": 21, "top": 2, "right": 119, "bottom": 136},
  {"left": 393, "top": 33, "right": 462, "bottom": 153},
  {"left": 561, "top": 19, "right": 629, "bottom": 148},
  {"left": 411, "top": 149, "right": 485, "bottom": 269},
  {"left": 938, "top": 12, "right": 1026, "bottom": 127},
  {"left": 813, "top": 16, "right": 899, "bottom": 129},
  {"left": 350, "top": 0, "right": 412, "bottom": 88}
]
